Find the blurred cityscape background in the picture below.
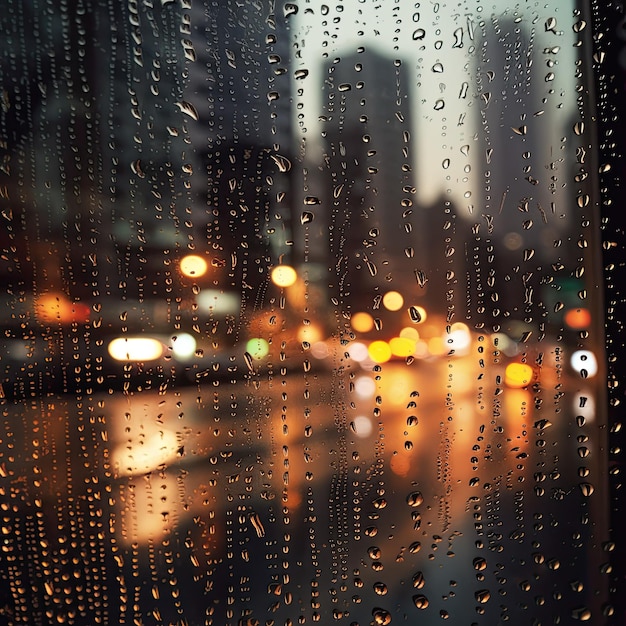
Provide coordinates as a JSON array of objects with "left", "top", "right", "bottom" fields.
[{"left": 0, "top": 2, "right": 623, "bottom": 625}]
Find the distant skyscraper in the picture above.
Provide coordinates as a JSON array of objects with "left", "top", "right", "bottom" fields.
[
  {"left": 317, "top": 48, "right": 416, "bottom": 310},
  {"left": 186, "top": 1, "right": 294, "bottom": 288},
  {"left": 468, "top": 16, "right": 576, "bottom": 331}
]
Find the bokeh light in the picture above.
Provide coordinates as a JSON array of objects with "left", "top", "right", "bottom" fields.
[
  {"left": 368, "top": 340, "right": 392, "bottom": 363},
  {"left": 570, "top": 350, "right": 598, "bottom": 378},
  {"left": 108, "top": 337, "right": 164, "bottom": 361},
  {"left": 504, "top": 362, "right": 534, "bottom": 388},
  {"left": 383, "top": 290, "right": 404, "bottom": 311},
  {"left": 180, "top": 254, "right": 209, "bottom": 277},
  {"left": 246, "top": 338, "right": 270, "bottom": 359},
  {"left": 170, "top": 333, "right": 197, "bottom": 359},
  {"left": 389, "top": 336, "right": 416, "bottom": 357},
  {"left": 351, "top": 311, "right": 375, "bottom": 333},
  {"left": 270, "top": 265, "right": 298, "bottom": 287},
  {"left": 564, "top": 308, "right": 591, "bottom": 329}
]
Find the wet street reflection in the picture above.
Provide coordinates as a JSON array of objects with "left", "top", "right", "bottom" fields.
[{"left": 0, "top": 347, "right": 609, "bottom": 625}]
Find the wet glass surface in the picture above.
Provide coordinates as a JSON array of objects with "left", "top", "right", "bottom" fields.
[{"left": 0, "top": 1, "right": 623, "bottom": 624}]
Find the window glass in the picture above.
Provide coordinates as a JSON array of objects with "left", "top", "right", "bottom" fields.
[{"left": 0, "top": 1, "right": 621, "bottom": 624}]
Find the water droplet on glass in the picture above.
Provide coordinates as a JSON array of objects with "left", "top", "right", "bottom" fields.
[
  {"left": 579, "top": 483, "right": 594, "bottom": 496},
  {"left": 408, "top": 541, "right": 421, "bottom": 554},
  {"left": 409, "top": 307, "right": 422, "bottom": 323},
  {"left": 406, "top": 491, "right": 423, "bottom": 507},
  {"left": 475, "top": 589, "right": 491, "bottom": 603},
  {"left": 412, "top": 571, "right": 425, "bottom": 589},
  {"left": 473, "top": 557, "right": 487, "bottom": 571},
  {"left": 283, "top": 3, "right": 298, "bottom": 17},
  {"left": 176, "top": 100, "right": 199, "bottom": 120},
  {"left": 413, "top": 594, "right": 429, "bottom": 609},
  {"left": 368, "top": 546, "right": 382, "bottom": 559},
  {"left": 374, "top": 582, "right": 388, "bottom": 596},
  {"left": 571, "top": 607, "right": 592, "bottom": 621},
  {"left": 372, "top": 608, "right": 392, "bottom": 625},
  {"left": 412, "top": 29, "right": 426, "bottom": 40}
]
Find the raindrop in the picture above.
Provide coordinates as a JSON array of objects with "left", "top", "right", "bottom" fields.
[
  {"left": 304, "top": 196, "right": 321, "bottom": 205},
  {"left": 373, "top": 582, "right": 388, "bottom": 596},
  {"left": 372, "top": 608, "right": 392, "bottom": 625},
  {"left": 408, "top": 541, "right": 421, "bottom": 554},
  {"left": 412, "top": 29, "right": 426, "bottom": 40},
  {"left": 412, "top": 571, "right": 425, "bottom": 589},
  {"left": 294, "top": 68, "right": 309, "bottom": 79},
  {"left": 283, "top": 3, "right": 298, "bottom": 17},
  {"left": 406, "top": 491, "right": 423, "bottom": 507},
  {"left": 413, "top": 594, "right": 429, "bottom": 609},
  {"left": 249, "top": 512, "right": 265, "bottom": 537},
  {"left": 243, "top": 352, "right": 255, "bottom": 373},
  {"left": 571, "top": 607, "right": 592, "bottom": 621},
  {"left": 579, "top": 483, "right": 594, "bottom": 496},
  {"left": 270, "top": 154, "right": 292, "bottom": 172},
  {"left": 545, "top": 17, "right": 557, "bottom": 32},
  {"left": 409, "top": 307, "right": 422, "bottom": 323},
  {"left": 434, "top": 99, "right": 445, "bottom": 110},
  {"left": 452, "top": 28, "right": 464, "bottom": 48},
  {"left": 300, "top": 211, "right": 314, "bottom": 224},
  {"left": 432, "top": 62, "right": 444, "bottom": 73},
  {"left": 475, "top": 589, "right": 491, "bottom": 604},
  {"left": 473, "top": 557, "right": 487, "bottom": 571},
  {"left": 176, "top": 100, "right": 199, "bottom": 120},
  {"left": 368, "top": 546, "right": 382, "bottom": 559}
]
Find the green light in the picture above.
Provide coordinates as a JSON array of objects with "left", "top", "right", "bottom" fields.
[{"left": 246, "top": 338, "right": 270, "bottom": 359}]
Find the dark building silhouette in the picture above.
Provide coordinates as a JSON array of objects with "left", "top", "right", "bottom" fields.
[
  {"left": 312, "top": 47, "right": 468, "bottom": 323},
  {"left": 187, "top": 0, "right": 295, "bottom": 284},
  {"left": 316, "top": 49, "right": 416, "bottom": 310},
  {"left": 467, "top": 16, "right": 579, "bottom": 333}
]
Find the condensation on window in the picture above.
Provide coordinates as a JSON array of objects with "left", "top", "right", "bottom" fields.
[{"left": 0, "top": 1, "right": 622, "bottom": 625}]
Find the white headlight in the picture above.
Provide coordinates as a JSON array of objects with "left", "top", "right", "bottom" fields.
[
  {"left": 570, "top": 350, "right": 598, "bottom": 378},
  {"left": 107, "top": 337, "right": 164, "bottom": 362}
]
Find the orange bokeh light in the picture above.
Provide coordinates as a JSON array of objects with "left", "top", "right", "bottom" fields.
[{"left": 564, "top": 308, "right": 591, "bottom": 330}]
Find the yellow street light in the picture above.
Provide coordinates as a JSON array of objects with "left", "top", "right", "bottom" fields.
[
  {"left": 179, "top": 254, "right": 209, "bottom": 278},
  {"left": 270, "top": 264, "right": 298, "bottom": 287}
]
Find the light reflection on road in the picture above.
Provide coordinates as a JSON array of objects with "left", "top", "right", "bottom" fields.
[{"left": 0, "top": 351, "right": 609, "bottom": 625}]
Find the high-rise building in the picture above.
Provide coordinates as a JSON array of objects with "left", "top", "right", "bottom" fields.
[
  {"left": 186, "top": 1, "right": 294, "bottom": 293},
  {"left": 316, "top": 48, "right": 415, "bottom": 309}
]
